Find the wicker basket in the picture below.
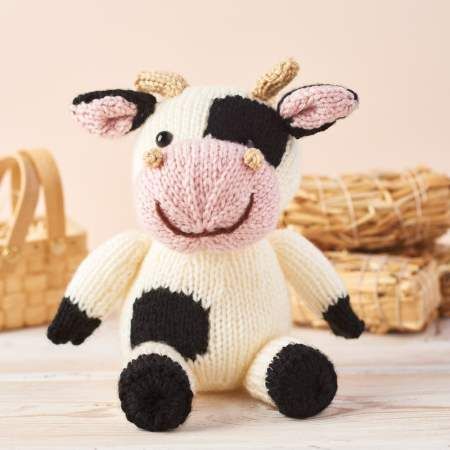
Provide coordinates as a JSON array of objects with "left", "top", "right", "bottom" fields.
[
  {"left": 0, "top": 150, "right": 87, "bottom": 330},
  {"left": 281, "top": 167, "right": 450, "bottom": 251},
  {"left": 291, "top": 251, "right": 441, "bottom": 334}
]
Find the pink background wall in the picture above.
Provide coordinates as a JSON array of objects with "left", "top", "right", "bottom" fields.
[{"left": 1, "top": 0, "right": 449, "bottom": 247}]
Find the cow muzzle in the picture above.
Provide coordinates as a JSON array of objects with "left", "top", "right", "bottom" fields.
[{"left": 135, "top": 137, "right": 280, "bottom": 252}]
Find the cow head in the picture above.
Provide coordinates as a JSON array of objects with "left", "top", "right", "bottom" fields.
[{"left": 71, "top": 59, "right": 358, "bottom": 252}]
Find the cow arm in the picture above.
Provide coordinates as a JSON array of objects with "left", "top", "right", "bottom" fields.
[
  {"left": 47, "top": 230, "right": 151, "bottom": 345},
  {"left": 269, "top": 228, "right": 364, "bottom": 338}
]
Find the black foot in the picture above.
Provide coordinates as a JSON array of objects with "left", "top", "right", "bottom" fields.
[
  {"left": 266, "top": 343, "right": 337, "bottom": 419},
  {"left": 323, "top": 295, "right": 365, "bottom": 339},
  {"left": 118, "top": 354, "right": 193, "bottom": 432},
  {"left": 47, "top": 297, "right": 101, "bottom": 345}
]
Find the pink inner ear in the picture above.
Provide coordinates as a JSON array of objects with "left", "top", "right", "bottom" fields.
[
  {"left": 71, "top": 96, "right": 137, "bottom": 137},
  {"left": 279, "top": 85, "right": 357, "bottom": 130}
]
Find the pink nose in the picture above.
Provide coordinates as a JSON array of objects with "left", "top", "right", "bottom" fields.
[{"left": 135, "top": 137, "right": 280, "bottom": 251}]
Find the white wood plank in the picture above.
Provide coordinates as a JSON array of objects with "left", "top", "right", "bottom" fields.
[
  {"left": 1, "top": 318, "right": 449, "bottom": 374},
  {"left": 0, "top": 319, "right": 449, "bottom": 449},
  {"left": 1, "top": 374, "right": 449, "bottom": 449}
]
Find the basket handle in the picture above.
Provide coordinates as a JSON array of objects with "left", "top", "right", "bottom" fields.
[
  {"left": 18, "top": 149, "right": 67, "bottom": 243},
  {"left": 0, "top": 154, "right": 40, "bottom": 258}
]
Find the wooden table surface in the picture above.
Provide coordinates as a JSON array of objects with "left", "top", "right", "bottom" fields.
[{"left": 1, "top": 318, "right": 450, "bottom": 449}]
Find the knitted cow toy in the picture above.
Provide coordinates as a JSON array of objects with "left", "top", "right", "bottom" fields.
[{"left": 48, "top": 59, "right": 364, "bottom": 432}]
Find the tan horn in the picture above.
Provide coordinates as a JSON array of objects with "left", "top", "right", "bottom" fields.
[
  {"left": 251, "top": 58, "right": 300, "bottom": 102},
  {"left": 135, "top": 71, "right": 188, "bottom": 98}
]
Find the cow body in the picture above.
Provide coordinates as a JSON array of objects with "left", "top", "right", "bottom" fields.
[
  {"left": 48, "top": 60, "right": 364, "bottom": 432},
  {"left": 120, "top": 237, "right": 291, "bottom": 391}
]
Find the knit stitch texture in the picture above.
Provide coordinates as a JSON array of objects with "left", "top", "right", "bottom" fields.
[{"left": 49, "top": 62, "right": 361, "bottom": 431}]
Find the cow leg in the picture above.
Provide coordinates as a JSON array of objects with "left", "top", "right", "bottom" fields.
[
  {"left": 119, "top": 341, "right": 196, "bottom": 432},
  {"left": 244, "top": 337, "right": 337, "bottom": 418}
]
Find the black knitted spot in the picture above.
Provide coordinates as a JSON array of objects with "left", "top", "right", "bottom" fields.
[
  {"left": 322, "top": 295, "right": 365, "bottom": 339},
  {"left": 266, "top": 343, "right": 337, "bottom": 419},
  {"left": 72, "top": 89, "right": 156, "bottom": 131},
  {"left": 47, "top": 297, "right": 101, "bottom": 345},
  {"left": 119, "top": 353, "right": 192, "bottom": 432},
  {"left": 130, "top": 287, "right": 209, "bottom": 361},
  {"left": 204, "top": 95, "right": 289, "bottom": 167}
]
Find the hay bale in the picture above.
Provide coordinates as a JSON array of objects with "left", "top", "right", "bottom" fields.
[
  {"left": 282, "top": 167, "right": 450, "bottom": 251},
  {"left": 291, "top": 251, "right": 441, "bottom": 334}
]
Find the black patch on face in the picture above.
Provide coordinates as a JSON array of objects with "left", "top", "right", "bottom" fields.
[
  {"left": 204, "top": 95, "right": 289, "bottom": 167},
  {"left": 72, "top": 89, "right": 156, "bottom": 131},
  {"left": 130, "top": 287, "right": 210, "bottom": 361}
]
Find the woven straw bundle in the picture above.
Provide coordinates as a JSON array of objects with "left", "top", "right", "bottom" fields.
[
  {"left": 281, "top": 167, "right": 450, "bottom": 251},
  {"left": 291, "top": 251, "right": 441, "bottom": 334},
  {"left": 404, "top": 243, "right": 450, "bottom": 318},
  {"left": 433, "top": 244, "right": 450, "bottom": 317},
  {"left": 0, "top": 150, "right": 86, "bottom": 330},
  {"left": 385, "top": 242, "right": 450, "bottom": 318}
]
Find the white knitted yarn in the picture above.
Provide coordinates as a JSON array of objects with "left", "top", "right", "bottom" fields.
[
  {"left": 67, "top": 229, "right": 346, "bottom": 396},
  {"left": 244, "top": 336, "right": 301, "bottom": 406},
  {"left": 65, "top": 231, "right": 151, "bottom": 318},
  {"left": 269, "top": 229, "right": 347, "bottom": 316},
  {"left": 132, "top": 86, "right": 302, "bottom": 212},
  {"left": 64, "top": 85, "right": 347, "bottom": 405},
  {"left": 132, "top": 86, "right": 244, "bottom": 180},
  {"left": 119, "top": 239, "right": 291, "bottom": 391}
]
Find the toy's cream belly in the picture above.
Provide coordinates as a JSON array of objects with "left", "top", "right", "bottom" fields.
[{"left": 120, "top": 239, "right": 291, "bottom": 391}]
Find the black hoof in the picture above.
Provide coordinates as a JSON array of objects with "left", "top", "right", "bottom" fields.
[
  {"left": 118, "top": 353, "right": 193, "bottom": 432},
  {"left": 266, "top": 343, "right": 337, "bottom": 419}
]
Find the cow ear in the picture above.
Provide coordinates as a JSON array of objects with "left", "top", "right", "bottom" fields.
[
  {"left": 277, "top": 84, "right": 358, "bottom": 138},
  {"left": 71, "top": 90, "right": 156, "bottom": 137}
]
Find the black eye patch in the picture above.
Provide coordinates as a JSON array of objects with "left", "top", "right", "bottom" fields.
[{"left": 203, "top": 95, "right": 289, "bottom": 167}]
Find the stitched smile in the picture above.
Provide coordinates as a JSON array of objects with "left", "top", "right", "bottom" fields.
[{"left": 155, "top": 194, "right": 254, "bottom": 238}]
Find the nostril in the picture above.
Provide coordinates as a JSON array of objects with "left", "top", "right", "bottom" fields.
[
  {"left": 143, "top": 148, "right": 164, "bottom": 169},
  {"left": 243, "top": 148, "right": 264, "bottom": 171}
]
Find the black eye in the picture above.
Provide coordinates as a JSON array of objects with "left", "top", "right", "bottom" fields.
[
  {"left": 246, "top": 139, "right": 255, "bottom": 148},
  {"left": 155, "top": 131, "right": 173, "bottom": 147}
]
